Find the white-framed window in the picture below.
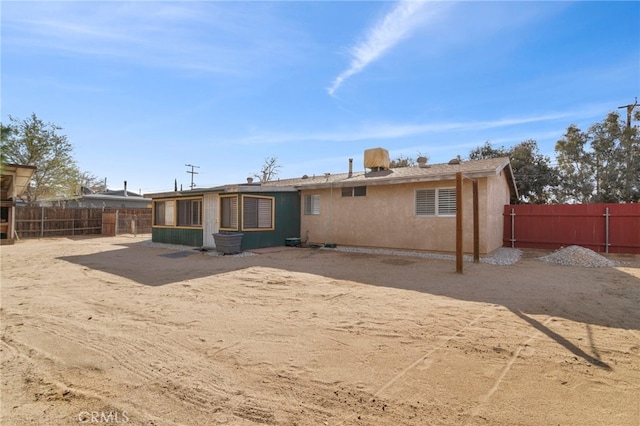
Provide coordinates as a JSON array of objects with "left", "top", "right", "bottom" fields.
[
  {"left": 415, "top": 188, "right": 456, "bottom": 216},
  {"left": 341, "top": 186, "right": 367, "bottom": 197},
  {"left": 220, "top": 195, "right": 238, "bottom": 230},
  {"left": 242, "top": 195, "right": 274, "bottom": 230},
  {"left": 304, "top": 194, "right": 320, "bottom": 215}
]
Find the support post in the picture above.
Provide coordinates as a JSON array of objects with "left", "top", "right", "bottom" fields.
[
  {"left": 456, "top": 172, "right": 463, "bottom": 273},
  {"left": 472, "top": 179, "right": 479, "bottom": 263}
]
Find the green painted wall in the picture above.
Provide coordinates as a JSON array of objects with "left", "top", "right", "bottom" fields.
[
  {"left": 240, "top": 191, "right": 301, "bottom": 250},
  {"left": 152, "top": 227, "right": 203, "bottom": 247},
  {"left": 151, "top": 191, "right": 300, "bottom": 250}
]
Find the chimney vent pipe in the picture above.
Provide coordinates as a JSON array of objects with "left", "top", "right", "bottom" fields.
[{"left": 348, "top": 158, "right": 353, "bottom": 178}]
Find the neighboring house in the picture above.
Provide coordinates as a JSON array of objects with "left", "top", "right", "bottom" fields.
[
  {"left": 264, "top": 149, "right": 517, "bottom": 255},
  {"left": 146, "top": 148, "right": 517, "bottom": 255},
  {"left": 1, "top": 164, "right": 36, "bottom": 244},
  {"left": 44, "top": 184, "right": 152, "bottom": 208},
  {"left": 146, "top": 182, "right": 300, "bottom": 250}
]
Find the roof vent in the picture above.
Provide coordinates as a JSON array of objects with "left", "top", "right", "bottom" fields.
[
  {"left": 417, "top": 156, "right": 429, "bottom": 168},
  {"left": 364, "top": 148, "right": 390, "bottom": 171},
  {"left": 448, "top": 158, "right": 462, "bottom": 165}
]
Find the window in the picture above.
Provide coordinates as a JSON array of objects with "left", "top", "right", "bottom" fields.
[
  {"left": 177, "top": 199, "right": 202, "bottom": 227},
  {"left": 304, "top": 194, "right": 320, "bottom": 215},
  {"left": 220, "top": 196, "right": 238, "bottom": 229},
  {"left": 154, "top": 200, "right": 174, "bottom": 226},
  {"left": 242, "top": 196, "right": 274, "bottom": 230},
  {"left": 154, "top": 201, "right": 166, "bottom": 225},
  {"left": 341, "top": 186, "right": 367, "bottom": 197},
  {"left": 437, "top": 188, "right": 456, "bottom": 215},
  {"left": 416, "top": 188, "right": 456, "bottom": 216}
]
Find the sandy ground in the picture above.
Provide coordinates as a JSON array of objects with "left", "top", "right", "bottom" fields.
[{"left": 1, "top": 235, "right": 639, "bottom": 426}]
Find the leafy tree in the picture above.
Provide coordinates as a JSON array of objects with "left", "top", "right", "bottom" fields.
[
  {"left": 592, "top": 110, "right": 640, "bottom": 202},
  {"left": 590, "top": 112, "right": 624, "bottom": 202},
  {"left": 469, "top": 140, "right": 556, "bottom": 204},
  {"left": 555, "top": 110, "right": 639, "bottom": 203},
  {"left": 254, "top": 156, "right": 281, "bottom": 182},
  {"left": 554, "top": 125, "right": 595, "bottom": 203},
  {"left": 0, "top": 123, "right": 14, "bottom": 167},
  {"left": 619, "top": 110, "right": 640, "bottom": 202},
  {"left": 1, "top": 113, "right": 80, "bottom": 204},
  {"left": 468, "top": 141, "right": 510, "bottom": 160}
]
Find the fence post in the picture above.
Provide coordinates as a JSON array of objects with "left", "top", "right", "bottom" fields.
[
  {"left": 41, "top": 206, "right": 45, "bottom": 238},
  {"left": 132, "top": 214, "right": 138, "bottom": 237},
  {"left": 510, "top": 208, "right": 516, "bottom": 248},
  {"left": 604, "top": 207, "right": 610, "bottom": 254},
  {"left": 115, "top": 210, "right": 119, "bottom": 236}
]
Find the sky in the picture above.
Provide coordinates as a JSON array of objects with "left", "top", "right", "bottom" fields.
[{"left": 2, "top": 1, "right": 639, "bottom": 195}]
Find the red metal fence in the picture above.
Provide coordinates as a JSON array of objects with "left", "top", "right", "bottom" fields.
[{"left": 503, "top": 203, "right": 640, "bottom": 254}]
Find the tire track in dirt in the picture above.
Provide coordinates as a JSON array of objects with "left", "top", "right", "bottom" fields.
[
  {"left": 333, "top": 304, "right": 500, "bottom": 426},
  {"left": 467, "top": 315, "right": 555, "bottom": 422},
  {"left": 3, "top": 307, "right": 234, "bottom": 417}
]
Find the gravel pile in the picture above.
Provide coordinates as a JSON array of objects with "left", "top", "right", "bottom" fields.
[
  {"left": 539, "top": 245, "right": 616, "bottom": 268},
  {"left": 326, "top": 246, "right": 522, "bottom": 266}
]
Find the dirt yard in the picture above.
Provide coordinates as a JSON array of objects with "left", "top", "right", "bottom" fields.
[{"left": 1, "top": 236, "right": 639, "bottom": 425}]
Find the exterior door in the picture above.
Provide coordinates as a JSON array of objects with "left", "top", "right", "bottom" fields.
[{"left": 203, "top": 193, "right": 219, "bottom": 248}]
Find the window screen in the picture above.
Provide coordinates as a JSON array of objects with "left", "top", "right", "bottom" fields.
[
  {"left": 304, "top": 194, "right": 320, "bottom": 215},
  {"left": 243, "top": 196, "right": 273, "bottom": 229},
  {"left": 220, "top": 196, "right": 238, "bottom": 229},
  {"left": 416, "top": 188, "right": 455, "bottom": 216},
  {"left": 177, "top": 199, "right": 202, "bottom": 226}
]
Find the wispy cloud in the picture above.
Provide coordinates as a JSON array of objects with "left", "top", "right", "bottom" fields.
[
  {"left": 233, "top": 111, "right": 579, "bottom": 146},
  {"left": 2, "top": 2, "right": 303, "bottom": 76},
  {"left": 327, "top": 0, "right": 431, "bottom": 96}
]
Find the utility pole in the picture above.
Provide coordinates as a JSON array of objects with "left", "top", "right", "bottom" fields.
[
  {"left": 185, "top": 164, "right": 200, "bottom": 190},
  {"left": 618, "top": 97, "right": 638, "bottom": 128}
]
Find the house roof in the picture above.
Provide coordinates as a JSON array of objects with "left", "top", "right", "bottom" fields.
[
  {"left": 146, "top": 157, "right": 518, "bottom": 200},
  {"left": 95, "top": 190, "right": 148, "bottom": 198},
  {"left": 264, "top": 157, "right": 518, "bottom": 198},
  {"left": 145, "top": 183, "right": 298, "bottom": 199}
]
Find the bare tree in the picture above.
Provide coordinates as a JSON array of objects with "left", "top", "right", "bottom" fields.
[{"left": 254, "top": 157, "right": 282, "bottom": 182}]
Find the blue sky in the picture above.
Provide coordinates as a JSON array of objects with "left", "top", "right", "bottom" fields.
[{"left": 2, "top": 1, "right": 638, "bottom": 195}]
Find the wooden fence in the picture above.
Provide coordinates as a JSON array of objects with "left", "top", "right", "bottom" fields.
[
  {"left": 15, "top": 207, "right": 152, "bottom": 239},
  {"left": 503, "top": 203, "right": 640, "bottom": 254}
]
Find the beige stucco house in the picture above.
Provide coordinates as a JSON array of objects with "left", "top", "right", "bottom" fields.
[{"left": 265, "top": 150, "right": 517, "bottom": 255}]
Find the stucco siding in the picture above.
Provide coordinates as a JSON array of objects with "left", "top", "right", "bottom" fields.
[
  {"left": 300, "top": 178, "right": 500, "bottom": 253},
  {"left": 485, "top": 171, "right": 512, "bottom": 253}
]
